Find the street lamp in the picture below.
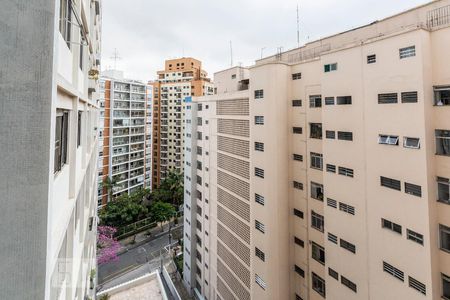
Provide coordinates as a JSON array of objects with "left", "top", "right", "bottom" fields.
[{"left": 137, "top": 247, "right": 150, "bottom": 273}]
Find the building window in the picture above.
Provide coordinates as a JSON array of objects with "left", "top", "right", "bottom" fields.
[
  {"left": 293, "top": 154, "right": 303, "bottom": 161},
  {"left": 292, "top": 99, "right": 302, "bottom": 106},
  {"left": 231, "top": 74, "right": 236, "bottom": 79},
  {"left": 440, "top": 224, "right": 450, "bottom": 252},
  {"left": 255, "top": 247, "right": 265, "bottom": 261},
  {"left": 328, "top": 233, "right": 338, "bottom": 244},
  {"left": 197, "top": 132, "right": 202, "bottom": 140},
  {"left": 409, "top": 276, "right": 426, "bottom": 295},
  {"left": 294, "top": 236, "right": 305, "bottom": 247},
  {"left": 197, "top": 117, "right": 202, "bottom": 125},
  {"left": 327, "top": 198, "right": 337, "bottom": 208},
  {"left": 255, "top": 167, "right": 264, "bottom": 178},
  {"left": 310, "top": 123, "right": 322, "bottom": 139},
  {"left": 197, "top": 146, "right": 202, "bottom": 155},
  {"left": 329, "top": 268, "right": 339, "bottom": 280},
  {"left": 404, "top": 182, "right": 421, "bottom": 197},
  {"left": 293, "top": 127, "right": 303, "bottom": 134},
  {"left": 255, "top": 274, "right": 267, "bottom": 290},
  {"left": 339, "top": 202, "right": 355, "bottom": 215},
  {"left": 254, "top": 89, "right": 264, "bottom": 99},
  {"left": 337, "top": 131, "right": 353, "bottom": 141},
  {"left": 436, "top": 130, "right": 450, "bottom": 156},
  {"left": 59, "top": 0, "right": 72, "bottom": 47},
  {"left": 295, "top": 265, "right": 305, "bottom": 277},
  {"left": 292, "top": 72, "right": 302, "bottom": 80},
  {"left": 54, "top": 111, "right": 69, "bottom": 173},
  {"left": 295, "top": 294, "right": 303, "bottom": 300},
  {"left": 383, "top": 261, "right": 404, "bottom": 281},
  {"left": 338, "top": 167, "right": 354, "bottom": 178},
  {"left": 407, "top": 229, "right": 424, "bottom": 245},
  {"left": 294, "top": 208, "right": 304, "bottom": 219},
  {"left": 326, "top": 164, "right": 336, "bottom": 173},
  {"left": 255, "top": 220, "right": 265, "bottom": 233},
  {"left": 378, "top": 93, "right": 398, "bottom": 104},
  {"left": 311, "top": 242, "right": 325, "bottom": 264},
  {"left": 380, "top": 176, "right": 401, "bottom": 191},
  {"left": 77, "top": 111, "right": 82, "bottom": 147},
  {"left": 255, "top": 116, "right": 264, "bottom": 125},
  {"left": 310, "top": 153, "right": 323, "bottom": 170},
  {"left": 324, "top": 63, "right": 337, "bottom": 72},
  {"left": 340, "top": 239, "right": 356, "bottom": 253},
  {"left": 434, "top": 86, "right": 450, "bottom": 106},
  {"left": 382, "top": 218, "right": 402, "bottom": 234},
  {"left": 254, "top": 142, "right": 264, "bottom": 152},
  {"left": 367, "top": 54, "right": 376, "bottom": 64},
  {"left": 311, "top": 211, "right": 324, "bottom": 232},
  {"left": 326, "top": 130, "right": 335, "bottom": 139},
  {"left": 403, "top": 137, "right": 420, "bottom": 149},
  {"left": 341, "top": 276, "right": 357, "bottom": 293},
  {"left": 401, "top": 91, "right": 418, "bottom": 103},
  {"left": 197, "top": 175, "right": 202, "bottom": 185},
  {"left": 442, "top": 273, "right": 450, "bottom": 299},
  {"left": 311, "top": 182, "right": 324, "bottom": 201},
  {"left": 255, "top": 193, "right": 265, "bottom": 205},
  {"left": 399, "top": 45, "right": 416, "bottom": 59},
  {"left": 293, "top": 181, "right": 303, "bottom": 190},
  {"left": 309, "top": 95, "right": 322, "bottom": 107},
  {"left": 438, "top": 177, "right": 450, "bottom": 204},
  {"left": 312, "top": 273, "right": 326, "bottom": 297},
  {"left": 378, "top": 134, "right": 399, "bottom": 145},
  {"left": 336, "top": 96, "right": 352, "bottom": 105},
  {"left": 325, "top": 97, "right": 335, "bottom": 105}
]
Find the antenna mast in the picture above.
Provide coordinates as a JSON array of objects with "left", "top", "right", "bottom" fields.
[
  {"left": 110, "top": 48, "right": 122, "bottom": 70},
  {"left": 296, "top": 4, "right": 300, "bottom": 47}
]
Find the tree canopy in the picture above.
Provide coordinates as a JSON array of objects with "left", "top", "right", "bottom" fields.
[{"left": 99, "top": 192, "right": 148, "bottom": 228}]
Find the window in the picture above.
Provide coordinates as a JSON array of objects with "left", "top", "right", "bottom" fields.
[
  {"left": 255, "top": 167, "right": 264, "bottom": 178},
  {"left": 255, "top": 193, "right": 265, "bottom": 205},
  {"left": 292, "top": 72, "right": 302, "bottom": 80},
  {"left": 329, "top": 268, "right": 339, "bottom": 280},
  {"left": 310, "top": 123, "right": 322, "bottom": 139},
  {"left": 401, "top": 91, "right": 418, "bottom": 103},
  {"left": 382, "top": 218, "right": 402, "bottom": 234},
  {"left": 336, "top": 96, "right": 352, "bottom": 105},
  {"left": 254, "top": 89, "right": 264, "bottom": 99},
  {"left": 312, "top": 242, "right": 325, "bottom": 264},
  {"left": 311, "top": 182, "right": 324, "bottom": 200},
  {"left": 338, "top": 167, "right": 354, "bottom": 178},
  {"left": 312, "top": 273, "right": 326, "bottom": 297},
  {"left": 255, "top": 220, "right": 265, "bottom": 233},
  {"left": 255, "top": 116, "right": 264, "bottom": 125},
  {"left": 378, "top": 93, "right": 398, "bottom": 104},
  {"left": 309, "top": 95, "right": 322, "bottom": 107},
  {"left": 310, "top": 153, "right": 323, "bottom": 170},
  {"left": 327, "top": 198, "right": 337, "bottom": 208},
  {"left": 399, "top": 45, "right": 416, "bottom": 59},
  {"left": 292, "top": 99, "right": 302, "bottom": 106},
  {"left": 403, "top": 137, "right": 420, "bottom": 149},
  {"left": 231, "top": 74, "right": 236, "bottom": 79},
  {"left": 255, "top": 142, "right": 264, "bottom": 152},
  {"left": 438, "top": 177, "right": 450, "bottom": 204},
  {"left": 434, "top": 85, "right": 450, "bottom": 106},
  {"left": 294, "top": 236, "right": 304, "bottom": 247},
  {"left": 326, "top": 164, "right": 336, "bottom": 173},
  {"left": 409, "top": 276, "right": 426, "bottom": 295},
  {"left": 293, "top": 181, "right": 303, "bottom": 190},
  {"left": 293, "top": 154, "right": 303, "bottom": 161},
  {"left": 328, "top": 233, "right": 338, "bottom": 244},
  {"left": 295, "top": 294, "right": 303, "bottom": 300},
  {"left": 54, "top": 111, "right": 69, "bottom": 173},
  {"left": 311, "top": 211, "right": 324, "bottom": 232},
  {"left": 383, "top": 261, "right": 404, "bottom": 281},
  {"left": 341, "top": 276, "right": 357, "bottom": 293},
  {"left": 367, "top": 54, "right": 376, "bottom": 64},
  {"left": 294, "top": 208, "right": 304, "bottom": 219},
  {"left": 407, "top": 229, "right": 424, "bottom": 245},
  {"left": 255, "top": 274, "right": 266, "bottom": 290},
  {"left": 77, "top": 111, "right": 82, "bottom": 147},
  {"left": 337, "top": 131, "right": 353, "bottom": 141},
  {"left": 440, "top": 224, "right": 450, "bottom": 252},
  {"left": 325, "top": 97, "right": 335, "bottom": 105},
  {"left": 295, "top": 265, "right": 305, "bottom": 277},
  {"left": 197, "top": 175, "right": 202, "bottom": 185},
  {"left": 405, "top": 182, "right": 421, "bottom": 197},
  {"left": 197, "top": 132, "right": 202, "bottom": 140},
  {"left": 59, "top": 0, "right": 72, "bottom": 47},
  {"left": 197, "top": 146, "right": 202, "bottom": 155},
  {"left": 442, "top": 273, "right": 450, "bottom": 300},
  {"left": 380, "top": 176, "right": 401, "bottom": 191},
  {"left": 339, "top": 202, "right": 355, "bottom": 215},
  {"left": 197, "top": 117, "right": 202, "bottom": 125},
  {"left": 326, "top": 130, "right": 335, "bottom": 139},
  {"left": 324, "top": 63, "right": 337, "bottom": 72},
  {"left": 378, "top": 134, "right": 399, "bottom": 145},
  {"left": 255, "top": 247, "right": 265, "bottom": 261},
  {"left": 340, "top": 239, "right": 356, "bottom": 253},
  {"left": 293, "top": 127, "right": 303, "bottom": 134},
  {"left": 79, "top": 34, "right": 84, "bottom": 70},
  {"left": 436, "top": 130, "right": 450, "bottom": 156}
]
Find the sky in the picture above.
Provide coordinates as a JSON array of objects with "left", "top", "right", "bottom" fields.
[{"left": 101, "top": 0, "right": 430, "bottom": 82}]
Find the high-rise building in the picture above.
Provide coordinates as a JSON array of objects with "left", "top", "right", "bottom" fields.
[
  {"left": 0, "top": 0, "right": 102, "bottom": 299},
  {"left": 183, "top": 1, "right": 450, "bottom": 299},
  {"left": 151, "top": 58, "right": 214, "bottom": 188},
  {"left": 97, "top": 70, "right": 152, "bottom": 207}
]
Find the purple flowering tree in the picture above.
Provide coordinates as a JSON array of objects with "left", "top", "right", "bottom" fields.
[{"left": 97, "top": 226, "right": 121, "bottom": 264}]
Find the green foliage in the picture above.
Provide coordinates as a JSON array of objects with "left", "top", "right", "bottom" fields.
[
  {"left": 153, "top": 171, "right": 183, "bottom": 206},
  {"left": 150, "top": 201, "right": 176, "bottom": 228},
  {"left": 99, "top": 191, "right": 148, "bottom": 228}
]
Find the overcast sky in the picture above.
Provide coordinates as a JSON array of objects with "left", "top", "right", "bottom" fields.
[{"left": 101, "top": 0, "right": 429, "bottom": 81}]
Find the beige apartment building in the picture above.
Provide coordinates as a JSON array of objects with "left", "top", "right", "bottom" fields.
[
  {"left": 183, "top": 1, "right": 450, "bottom": 300},
  {"left": 151, "top": 58, "right": 214, "bottom": 188}
]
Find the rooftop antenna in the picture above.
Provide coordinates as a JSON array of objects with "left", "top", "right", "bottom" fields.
[
  {"left": 296, "top": 4, "right": 300, "bottom": 47},
  {"left": 260, "top": 47, "right": 266, "bottom": 59},
  {"left": 230, "top": 41, "right": 233, "bottom": 67},
  {"left": 110, "top": 48, "right": 121, "bottom": 70}
]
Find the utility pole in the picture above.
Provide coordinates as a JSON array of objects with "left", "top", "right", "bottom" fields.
[{"left": 110, "top": 48, "right": 121, "bottom": 70}]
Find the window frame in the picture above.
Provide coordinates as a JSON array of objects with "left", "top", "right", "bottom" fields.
[
  {"left": 399, "top": 45, "right": 416, "bottom": 59},
  {"left": 403, "top": 137, "right": 420, "bottom": 149}
]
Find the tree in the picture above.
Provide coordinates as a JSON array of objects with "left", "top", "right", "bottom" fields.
[
  {"left": 102, "top": 176, "right": 117, "bottom": 201},
  {"left": 97, "top": 226, "right": 120, "bottom": 265},
  {"left": 150, "top": 201, "right": 176, "bottom": 231},
  {"left": 99, "top": 192, "right": 148, "bottom": 228},
  {"left": 153, "top": 171, "right": 183, "bottom": 207}
]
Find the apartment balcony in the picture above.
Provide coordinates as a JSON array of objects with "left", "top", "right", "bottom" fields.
[
  {"left": 112, "top": 181, "right": 128, "bottom": 193},
  {"left": 161, "top": 100, "right": 168, "bottom": 106},
  {"left": 131, "top": 85, "right": 146, "bottom": 94},
  {"left": 112, "top": 172, "right": 128, "bottom": 183},
  {"left": 130, "top": 161, "right": 144, "bottom": 171},
  {"left": 112, "top": 154, "right": 128, "bottom": 165},
  {"left": 130, "top": 152, "right": 144, "bottom": 161},
  {"left": 161, "top": 146, "right": 168, "bottom": 152},
  {"left": 114, "top": 92, "right": 130, "bottom": 101},
  {"left": 112, "top": 145, "right": 129, "bottom": 156},
  {"left": 131, "top": 103, "right": 145, "bottom": 109},
  {"left": 161, "top": 140, "right": 168, "bottom": 146},
  {"left": 130, "top": 127, "right": 145, "bottom": 135},
  {"left": 130, "top": 119, "right": 145, "bottom": 126},
  {"left": 130, "top": 144, "right": 144, "bottom": 152},
  {"left": 112, "top": 164, "right": 129, "bottom": 175},
  {"left": 113, "top": 137, "right": 129, "bottom": 146},
  {"left": 131, "top": 111, "right": 145, "bottom": 118},
  {"left": 113, "top": 111, "right": 130, "bottom": 118},
  {"left": 113, "top": 102, "right": 130, "bottom": 109},
  {"left": 131, "top": 94, "right": 145, "bottom": 101},
  {"left": 113, "top": 128, "right": 130, "bottom": 136},
  {"left": 129, "top": 176, "right": 144, "bottom": 187}
]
